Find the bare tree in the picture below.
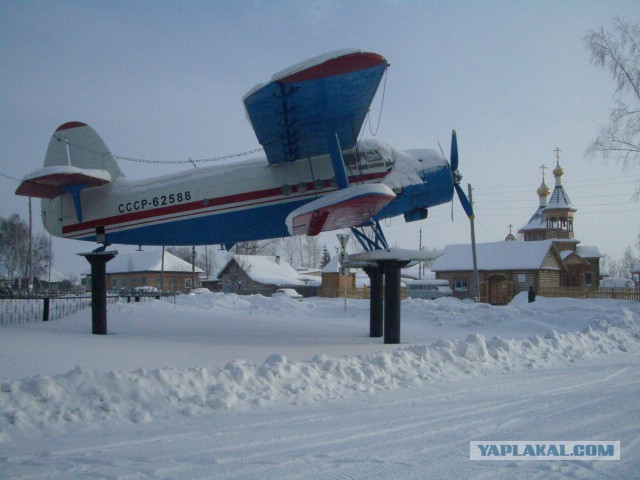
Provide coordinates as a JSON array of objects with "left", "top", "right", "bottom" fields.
[
  {"left": 0, "top": 214, "right": 52, "bottom": 283},
  {"left": 166, "top": 246, "right": 193, "bottom": 264},
  {"left": 165, "top": 246, "right": 198, "bottom": 272},
  {"left": 281, "top": 236, "right": 303, "bottom": 267},
  {"left": 281, "top": 235, "right": 322, "bottom": 268},
  {"left": 304, "top": 235, "right": 321, "bottom": 268},
  {"left": 620, "top": 245, "right": 639, "bottom": 278},
  {"left": 32, "top": 232, "right": 53, "bottom": 279},
  {"left": 235, "top": 239, "right": 279, "bottom": 256},
  {"left": 0, "top": 214, "right": 28, "bottom": 280},
  {"left": 600, "top": 253, "right": 621, "bottom": 278},
  {"left": 601, "top": 247, "right": 639, "bottom": 279},
  {"left": 585, "top": 17, "right": 640, "bottom": 168},
  {"left": 201, "top": 245, "right": 216, "bottom": 278}
]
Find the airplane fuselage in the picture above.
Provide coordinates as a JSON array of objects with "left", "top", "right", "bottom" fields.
[{"left": 41, "top": 139, "right": 454, "bottom": 247}]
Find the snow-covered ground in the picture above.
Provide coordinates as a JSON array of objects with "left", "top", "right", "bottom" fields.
[{"left": 1, "top": 292, "right": 639, "bottom": 479}]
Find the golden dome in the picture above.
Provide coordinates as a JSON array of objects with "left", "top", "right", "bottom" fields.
[
  {"left": 537, "top": 179, "right": 551, "bottom": 197},
  {"left": 553, "top": 161, "right": 564, "bottom": 177}
]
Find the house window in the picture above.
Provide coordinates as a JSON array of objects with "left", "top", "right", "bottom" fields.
[
  {"left": 454, "top": 278, "right": 468, "bottom": 292},
  {"left": 169, "top": 278, "right": 176, "bottom": 290},
  {"left": 185, "top": 278, "right": 192, "bottom": 289}
]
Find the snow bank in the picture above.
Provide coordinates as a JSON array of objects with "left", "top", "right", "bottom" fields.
[{"left": 2, "top": 299, "right": 638, "bottom": 439}]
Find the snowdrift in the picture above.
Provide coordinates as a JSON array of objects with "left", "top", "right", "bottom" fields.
[{"left": 1, "top": 293, "right": 639, "bottom": 439}]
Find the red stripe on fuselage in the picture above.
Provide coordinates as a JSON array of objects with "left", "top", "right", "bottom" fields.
[{"left": 61, "top": 172, "right": 386, "bottom": 237}]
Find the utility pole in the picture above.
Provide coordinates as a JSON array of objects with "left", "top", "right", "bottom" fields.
[
  {"left": 337, "top": 233, "right": 350, "bottom": 311},
  {"left": 48, "top": 234, "right": 52, "bottom": 292},
  {"left": 468, "top": 184, "right": 480, "bottom": 301},
  {"left": 28, "top": 197, "right": 33, "bottom": 292},
  {"left": 160, "top": 246, "right": 165, "bottom": 292},
  {"left": 418, "top": 228, "right": 422, "bottom": 279},
  {"left": 191, "top": 246, "right": 197, "bottom": 291}
]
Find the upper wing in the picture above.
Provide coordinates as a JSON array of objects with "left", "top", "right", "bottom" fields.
[{"left": 243, "top": 49, "right": 388, "bottom": 165}]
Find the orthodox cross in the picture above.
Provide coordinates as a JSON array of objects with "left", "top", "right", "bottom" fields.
[
  {"left": 539, "top": 164, "right": 547, "bottom": 180},
  {"left": 554, "top": 147, "right": 562, "bottom": 164}
]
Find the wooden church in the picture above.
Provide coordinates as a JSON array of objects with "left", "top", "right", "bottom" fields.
[{"left": 433, "top": 150, "right": 601, "bottom": 304}]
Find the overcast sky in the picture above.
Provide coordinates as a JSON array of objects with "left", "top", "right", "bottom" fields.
[{"left": 1, "top": 0, "right": 639, "bottom": 278}]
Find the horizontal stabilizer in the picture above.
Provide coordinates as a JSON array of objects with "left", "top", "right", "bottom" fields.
[
  {"left": 15, "top": 165, "right": 111, "bottom": 199},
  {"left": 285, "top": 184, "right": 395, "bottom": 236}
]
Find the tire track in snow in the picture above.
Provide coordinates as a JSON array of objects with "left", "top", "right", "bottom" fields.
[{"left": 4, "top": 356, "right": 638, "bottom": 479}]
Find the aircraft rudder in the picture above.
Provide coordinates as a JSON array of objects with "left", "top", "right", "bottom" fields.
[{"left": 45, "top": 121, "right": 125, "bottom": 179}]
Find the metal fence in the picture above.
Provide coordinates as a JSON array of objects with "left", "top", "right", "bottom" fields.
[{"left": 0, "top": 293, "right": 176, "bottom": 325}]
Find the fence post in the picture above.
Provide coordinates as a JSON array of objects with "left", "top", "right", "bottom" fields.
[{"left": 42, "top": 297, "right": 50, "bottom": 322}]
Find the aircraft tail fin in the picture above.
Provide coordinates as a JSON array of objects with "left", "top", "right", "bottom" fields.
[
  {"left": 44, "top": 121, "right": 124, "bottom": 179},
  {"left": 15, "top": 122, "right": 124, "bottom": 226},
  {"left": 16, "top": 121, "right": 123, "bottom": 199}
]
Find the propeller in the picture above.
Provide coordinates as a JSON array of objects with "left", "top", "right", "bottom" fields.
[{"left": 449, "top": 130, "right": 474, "bottom": 220}]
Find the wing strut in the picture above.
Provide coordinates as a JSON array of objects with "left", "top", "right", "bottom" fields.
[
  {"left": 351, "top": 221, "right": 389, "bottom": 252},
  {"left": 327, "top": 133, "right": 349, "bottom": 189},
  {"left": 64, "top": 184, "right": 86, "bottom": 223}
]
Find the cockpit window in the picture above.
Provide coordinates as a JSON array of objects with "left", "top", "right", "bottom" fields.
[
  {"left": 344, "top": 146, "right": 393, "bottom": 174},
  {"left": 359, "top": 148, "right": 393, "bottom": 171}
]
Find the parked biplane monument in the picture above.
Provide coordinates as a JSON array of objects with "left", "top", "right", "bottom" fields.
[
  {"left": 16, "top": 49, "right": 474, "bottom": 342},
  {"left": 16, "top": 49, "right": 473, "bottom": 250}
]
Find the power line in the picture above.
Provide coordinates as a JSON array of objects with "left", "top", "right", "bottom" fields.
[
  {"left": 0, "top": 172, "right": 21, "bottom": 183},
  {"left": 473, "top": 176, "right": 640, "bottom": 195}
]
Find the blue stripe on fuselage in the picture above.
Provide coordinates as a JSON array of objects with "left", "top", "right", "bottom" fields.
[{"left": 78, "top": 165, "right": 453, "bottom": 246}]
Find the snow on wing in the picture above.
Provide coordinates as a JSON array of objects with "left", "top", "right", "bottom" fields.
[
  {"left": 285, "top": 183, "right": 396, "bottom": 236},
  {"left": 15, "top": 165, "right": 111, "bottom": 199}
]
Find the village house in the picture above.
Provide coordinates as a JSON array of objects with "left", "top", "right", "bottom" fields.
[
  {"left": 84, "top": 250, "right": 204, "bottom": 294},
  {"left": 218, "top": 255, "right": 313, "bottom": 296},
  {"left": 319, "top": 256, "right": 357, "bottom": 298}
]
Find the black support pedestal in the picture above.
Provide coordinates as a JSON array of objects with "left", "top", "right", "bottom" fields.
[
  {"left": 364, "top": 267, "right": 383, "bottom": 338},
  {"left": 78, "top": 251, "right": 118, "bottom": 335},
  {"left": 379, "top": 260, "right": 408, "bottom": 344},
  {"left": 362, "top": 259, "right": 410, "bottom": 344}
]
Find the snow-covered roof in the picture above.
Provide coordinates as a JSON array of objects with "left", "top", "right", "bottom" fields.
[
  {"left": 84, "top": 250, "right": 203, "bottom": 275},
  {"left": 519, "top": 205, "right": 546, "bottom": 232},
  {"left": 226, "top": 255, "right": 305, "bottom": 286},
  {"left": 44, "top": 267, "right": 67, "bottom": 283},
  {"left": 546, "top": 185, "right": 574, "bottom": 210},
  {"left": 322, "top": 256, "right": 341, "bottom": 273},
  {"left": 432, "top": 240, "right": 559, "bottom": 272},
  {"left": 576, "top": 245, "right": 601, "bottom": 258},
  {"left": 560, "top": 250, "right": 574, "bottom": 261}
]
